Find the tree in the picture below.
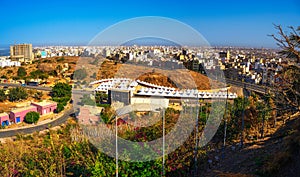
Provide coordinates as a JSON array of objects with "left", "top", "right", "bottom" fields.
[
  {"left": 73, "top": 68, "right": 88, "bottom": 80},
  {"left": 0, "top": 89, "right": 6, "bottom": 102},
  {"left": 256, "top": 97, "right": 272, "bottom": 138},
  {"left": 56, "top": 65, "right": 62, "bottom": 75},
  {"left": 56, "top": 103, "right": 64, "bottom": 113},
  {"left": 0, "top": 75, "right": 7, "bottom": 79},
  {"left": 270, "top": 25, "right": 300, "bottom": 63},
  {"left": 49, "top": 70, "right": 58, "bottom": 77},
  {"left": 56, "top": 57, "right": 65, "bottom": 62},
  {"left": 271, "top": 25, "right": 300, "bottom": 111},
  {"left": 30, "top": 70, "right": 48, "bottom": 80},
  {"left": 51, "top": 83, "right": 72, "bottom": 112},
  {"left": 52, "top": 83, "right": 72, "bottom": 98},
  {"left": 95, "top": 92, "right": 108, "bottom": 103},
  {"left": 17, "top": 67, "right": 27, "bottom": 77},
  {"left": 33, "top": 91, "right": 43, "bottom": 100},
  {"left": 8, "top": 87, "right": 28, "bottom": 102},
  {"left": 24, "top": 111, "right": 40, "bottom": 124}
]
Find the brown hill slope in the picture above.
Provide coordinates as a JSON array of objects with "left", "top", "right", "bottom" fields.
[
  {"left": 202, "top": 112, "right": 300, "bottom": 177},
  {"left": 97, "top": 61, "right": 224, "bottom": 90}
]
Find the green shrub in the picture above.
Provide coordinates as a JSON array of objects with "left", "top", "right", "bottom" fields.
[
  {"left": 0, "top": 89, "right": 6, "bottom": 102},
  {"left": 57, "top": 57, "right": 65, "bottom": 62},
  {"left": 17, "top": 67, "right": 27, "bottom": 77},
  {"left": 8, "top": 87, "right": 28, "bottom": 102},
  {"left": 56, "top": 103, "right": 64, "bottom": 113},
  {"left": 73, "top": 68, "right": 88, "bottom": 80},
  {"left": 24, "top": 111, "right": 40, "bottom": 124}
]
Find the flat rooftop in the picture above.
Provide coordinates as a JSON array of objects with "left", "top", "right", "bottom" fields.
[
  {"left": 0, "top": 112, "right": 9, "bottom": 117},
  {"left": 31, "top": 101, "right": 56, "bottom": 107},
  {"left": 11, "top": 106, "right": 36, "bottom": 113}
]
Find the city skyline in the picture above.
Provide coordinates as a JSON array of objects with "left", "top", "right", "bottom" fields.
[{"left": 0, "top": 0, "right": 300, "bottom": 48}]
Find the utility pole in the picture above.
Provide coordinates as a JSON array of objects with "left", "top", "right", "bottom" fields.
[
  {"left": 162, "top": 108, "right": 165, "bottom": 177},
  {"left": 194, "top": 97, "right": 200, "bottom": 177},
  {"left": 115, "top": 115, "right": 118, "bottom": 177},
  {"left": 222, "top": 88, "right": 229, "bottom": 158},
  {"left": 205, "top": 102, "right": 208, "bottom": 123}
]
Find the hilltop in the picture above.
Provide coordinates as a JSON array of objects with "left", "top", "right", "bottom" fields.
[{"left": 97, "top": 60, "right": 224, "bottom": 90}]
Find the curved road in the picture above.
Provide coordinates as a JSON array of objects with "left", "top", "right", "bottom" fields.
[
  {"left": 0, "top": 83, "right": 91, "bottom": 138},
  {"left": 225, "top": 78, "right": 273, "bottom": 94},
  {"left": 0, "top": 108, "right": 74, "bottom": 138},
  {"left": 0, "top": 83, "right": 93, "bottom": 95}
]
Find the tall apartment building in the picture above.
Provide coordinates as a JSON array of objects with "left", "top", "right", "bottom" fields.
[{"left": 10, "top": 44, "right": 34, "bottom": 63}]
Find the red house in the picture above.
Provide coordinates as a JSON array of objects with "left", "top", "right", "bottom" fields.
[
  {"left": 9, "top": 106, "right": 37, "bottom": 123},
  {"left": 0, "top": 113, "right": 9, "bottom": 126},
  {"left": 31, "top": 101, "right": 57, "bottom": 115}
]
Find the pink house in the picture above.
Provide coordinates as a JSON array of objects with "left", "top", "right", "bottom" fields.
[
  {"left": 0, "top": 113, "right": 9, "bottom": 126},
  {"left": 31, "top": 102, "right": 57, "bottom": 115},
  {"left": 9, "top": 106, "right": 37, "bottom": 123}
]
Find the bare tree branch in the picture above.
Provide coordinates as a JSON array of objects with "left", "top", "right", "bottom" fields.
[{"left": 270, "top": 24, "right": 300, "bottom": 63}]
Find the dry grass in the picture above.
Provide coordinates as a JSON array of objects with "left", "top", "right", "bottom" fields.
[{"left": 0, "top": 102, "right": 16, "bottom": 113}]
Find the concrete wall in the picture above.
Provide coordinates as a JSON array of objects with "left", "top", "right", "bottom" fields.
[{"left": 131, "top": 97, "right": 169, "bottom": 108}]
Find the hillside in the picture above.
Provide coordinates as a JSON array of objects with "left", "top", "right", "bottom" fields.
[
  {"left": 201, "top": 112, "right": 300, "bottom": 177},
  {"left": 97, "top": 60, "right": 224, "bottom": 90},
  {"left": 0, "top": 56, "right": 79, "bottom": 80}
]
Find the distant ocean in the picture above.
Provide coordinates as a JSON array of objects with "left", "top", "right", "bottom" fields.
[{"left": 0, "top": 48, "right": 9, "bottom": 56}]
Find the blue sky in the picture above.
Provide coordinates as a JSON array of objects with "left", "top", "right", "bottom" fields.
[{"left": 0, "top": 0, "right": 299, "bottom": 48}]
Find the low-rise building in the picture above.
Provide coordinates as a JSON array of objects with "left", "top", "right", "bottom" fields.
[
  {"left": 0, "top": 58, "right": 21, "bottom": 67},
  {"left": 9, "top": 106, "right": 37, "bottom": 123},
  {"left": 31, "top": 101, "right": 57, "bottom": 115},
  {"left": 0, "top": 113, "right": 9, "bottom": 126}
]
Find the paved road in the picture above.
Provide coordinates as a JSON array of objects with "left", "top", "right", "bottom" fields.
[
  {"left": 0, "top": 83, "right": 93, "bottom": 95},
  {"left": 225, "top": 79, "right": 273, "bottom": 94},
  {"left": 0, "top": 83, "right": 90, "bottom": 138},
  {"left": 0, "top": 108, "right": 74, "bottom": 138}
]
